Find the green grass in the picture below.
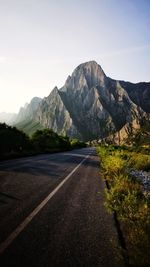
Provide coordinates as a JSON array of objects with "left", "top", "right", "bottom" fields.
[
  {"left": 97, "top": 145, "right": 150, "bottom": 266},
  {"left": 127, "top": 152, "right": 150, "bottom": 171}
]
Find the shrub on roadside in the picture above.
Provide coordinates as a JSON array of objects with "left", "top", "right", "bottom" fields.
[
  {"left": 0, "top": 123, "right": 31, "bottom": 155},
  {"left": 70, "top": 139, "right": 86, "bottom": 149},
  {"left": 31, "top": 129, "right": 71, "bottom": 153},
  {"left": 101, "top": 155, "right": 125, "bottom": 181},
  {"left": 97, "top": 145, "right": 150, "bottom": 266},
  {"left": 127, "top": 153, "right": 150, "bottom": 171}
]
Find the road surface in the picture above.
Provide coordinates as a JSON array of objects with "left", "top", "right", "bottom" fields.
[{"left": 0, "top": 148, "right": 124, "bottom": 266}]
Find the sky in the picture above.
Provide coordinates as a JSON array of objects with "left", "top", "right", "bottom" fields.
[{"left": 0, "top": 0, "right": 150, "bottom": 113}]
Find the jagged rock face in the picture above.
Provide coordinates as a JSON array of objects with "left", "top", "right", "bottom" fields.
[
  {"left": 57, "top": 61, "right": 147, "bottom": 140},
  {"left": 15, "top": 97, "right": 42, "bottom": 123},
  {"left": 59, "top": 62, "right": 115, "bottom": 139},
  {"left": 34, "top": 87, "right": 80, "bottom": 137},
  {"left": 119, "top": 81, "right": 150, "bottom": 113},
  {"left": 97, "top": 79, "right": 142, "bottom": 131},
  {"left": 105, "top": 119, "right": 141, "bottom": 145},
  {"left": 14, "top": 61, "right": 150, "bottom": 141}
]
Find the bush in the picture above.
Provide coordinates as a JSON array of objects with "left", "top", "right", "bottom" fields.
[
  {"left": 31, "top": 129, "right": 71, "bottom": 153},
  {"left": 0, "top": 123, "right": 30, "bottom": 155},
  {"left": 97, "top": 145, "right": 150, "bottom": 266},
  {"left": 0, "top": 123, "right": 86, "bottom": 159},
  {"left": 105, "top": 174, "right": 144, "bottom": 221},
  {"left": 127, "top": 153, "right": 150, "bottom": 171},
  {"left": 101, "top": 155, "right": 125, "bottom": 179},
  {"left": 70, "top": 139, "right": 86, "bottom": 149}
]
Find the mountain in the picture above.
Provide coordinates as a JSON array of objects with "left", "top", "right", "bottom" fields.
[
  {"left": 0, "top": 112, "right": 17, "bottom": 124},
  {"left": 15, "top": 97, "right": 42, "bottom": 123},
  {"left": 14, "top": 61, "right": 150, "bottom": 141}
]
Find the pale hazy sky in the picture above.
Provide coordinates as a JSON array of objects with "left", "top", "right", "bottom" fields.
[{"left": 0, "top": 0, "right": 150, "bottom": 113}]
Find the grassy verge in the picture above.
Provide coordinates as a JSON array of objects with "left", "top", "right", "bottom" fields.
[{"left": 97, "top": 145, "right": 150, "bottom": 267}]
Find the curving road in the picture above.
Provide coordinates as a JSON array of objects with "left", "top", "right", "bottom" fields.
[{"left": 0, "top": 148, "right": 124, "bottom": 266}]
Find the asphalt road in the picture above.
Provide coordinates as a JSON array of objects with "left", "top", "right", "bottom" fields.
[{"left": 0, "top": 148, "right": 124, "bottom": 267}]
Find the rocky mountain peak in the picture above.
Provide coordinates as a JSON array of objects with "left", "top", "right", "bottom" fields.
[
  {"left": 30, "top": 97, "right": 42, "bottom": 104},
  {"left": 73, "top": 61, "right": 106, "bottom": 87},
  {"left": 61, "top": 61, "right": 106, "bottom": 93},
  {"left": 13, "top": 60, "right": 150, "bottom": 142},
  {"left": 52, "top": 86, "right": 59, "bottom": 93}
]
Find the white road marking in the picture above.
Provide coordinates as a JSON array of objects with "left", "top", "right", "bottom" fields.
[{"left": 0, "top": 154, "right": 90, "bottom": 254}]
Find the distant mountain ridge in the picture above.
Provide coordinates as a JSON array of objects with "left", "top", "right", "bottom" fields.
[
  {"left": 15, "top": 97, "right": 42, "bottom": 123},
  {"left": 14, "top": 61, "right": 150, "bottom": 141},
  {"left": 0, "top": 112, "right": 17, "bottom": 124}
]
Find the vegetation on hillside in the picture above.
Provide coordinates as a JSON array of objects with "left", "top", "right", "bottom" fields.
[
  {"left": 0, "top": 123, "right": 86, "bottom": 159},
  {"left": 97, "top": 145, "right": 150, "bottom": 266},
  {"left": 14, "top": 119, "right": 44, "bottom": 136}
]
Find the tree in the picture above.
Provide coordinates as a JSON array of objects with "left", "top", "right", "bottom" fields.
[
  {"left": 0, "top": 123, "right": 30, "bottom": 155},
  {"left": 31, "top": 129, "right": 70, "bottom": 152}
]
